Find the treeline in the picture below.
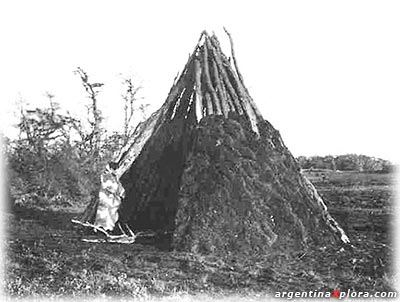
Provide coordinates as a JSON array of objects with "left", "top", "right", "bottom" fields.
[
  {"left": 4, "top": 68, "right": 148, "bottom": 209},
  {"left": 297, "top": 154, "right": 393, "bottom": 173}
]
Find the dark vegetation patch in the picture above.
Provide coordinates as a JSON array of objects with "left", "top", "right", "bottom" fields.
[{"left": 173, "top": 116, "right": 344, "bottom": 255}]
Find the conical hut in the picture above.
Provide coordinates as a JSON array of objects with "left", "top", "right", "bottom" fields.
[{"left": 74, "top": 30, "right": 349, "bottom": 254}]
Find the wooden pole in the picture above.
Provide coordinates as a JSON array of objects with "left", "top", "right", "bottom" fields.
[
  {"left": 207, "top": 38, "right": 244, "bottom": 115},
  {"left": 209, "top": 47, "right": 230, "bottom": 117},
  {"left": 202, "top": 42, "right": 222, "bottom": 115},
  {"left": 194, "top": 58, "right": 203, "bottom": 122}
]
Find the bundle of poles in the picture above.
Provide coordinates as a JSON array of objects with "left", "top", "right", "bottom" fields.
[{"left": 166, "top": 28, "right": 263, "bottom": 136}]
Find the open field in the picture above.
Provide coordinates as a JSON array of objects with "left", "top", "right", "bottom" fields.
[{"left": 5, "top": 170, "right": 397, "bottom": 299}]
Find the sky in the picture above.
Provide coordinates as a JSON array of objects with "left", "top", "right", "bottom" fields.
[{"left": 1, "top": 0, "right": 399, "bottom": 163}]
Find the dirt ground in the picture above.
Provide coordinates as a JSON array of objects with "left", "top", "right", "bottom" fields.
[{"left": 4, "top": 170, "right": 396, "bottom": 299}]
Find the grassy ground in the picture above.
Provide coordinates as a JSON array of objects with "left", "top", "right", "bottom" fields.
[{"left": 4, "top": 171, "right": 397, "bottom": 299}]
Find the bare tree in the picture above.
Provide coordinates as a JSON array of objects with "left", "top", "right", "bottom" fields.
[
  {"left": 121, "top": 76, "right": 147, "bottom": 144},
  {"left": 74, "top": 67, "right": 104, "bottom": 156},
  {"left": 45, "top": 92, "right": 57, "bottom": 116}
]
